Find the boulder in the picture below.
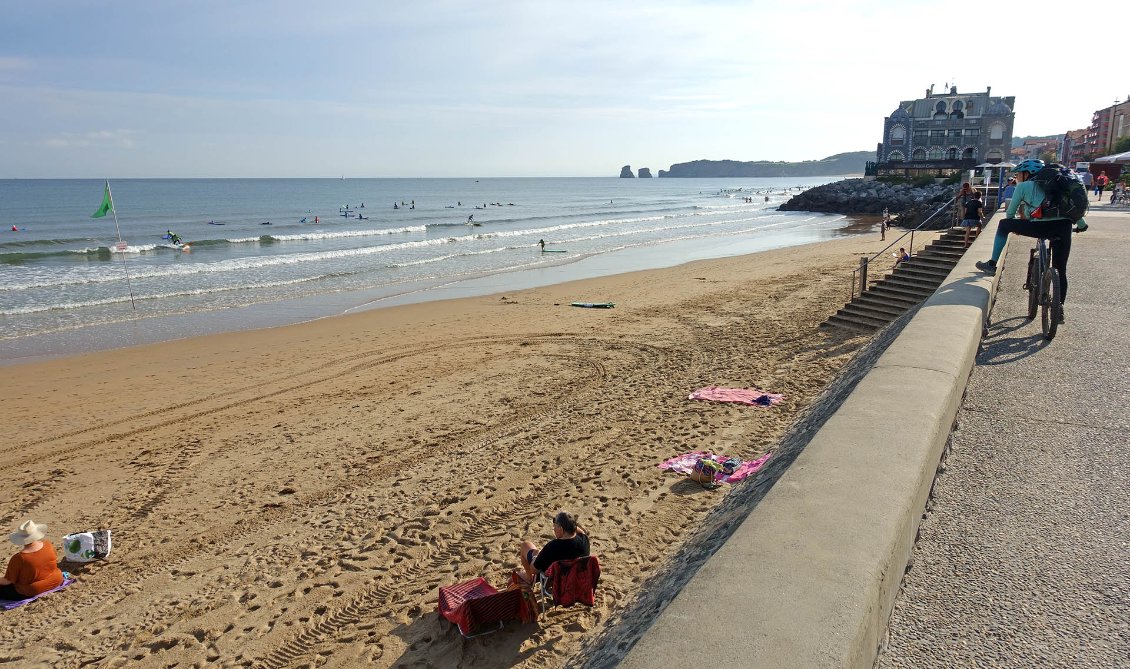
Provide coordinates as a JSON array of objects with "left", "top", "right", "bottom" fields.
[
  {"left": 638, "top": 168, "right": 653, "bottom": 178},
  {"left": 620, "top": 166, "right": 635, "bottom": 178}
]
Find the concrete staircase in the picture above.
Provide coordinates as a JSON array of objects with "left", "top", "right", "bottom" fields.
[{"left": 824, "top": 228, "right": 978, "bottom": 332}]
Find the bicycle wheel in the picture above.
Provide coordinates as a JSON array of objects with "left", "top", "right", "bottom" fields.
[
  {"left": 1026, "top": 252, "right": 1039, "bottom": 319},
  {"left": 1042, "top": 267, "right": 1061, "bottom": 340}
]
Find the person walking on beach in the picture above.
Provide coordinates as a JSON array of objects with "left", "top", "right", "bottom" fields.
[
  {"left": 538, "top": 239, "right": 546, "bottom": 251},
  {"left": 518, "top": 511, "right": 589, "bottom": 584}
]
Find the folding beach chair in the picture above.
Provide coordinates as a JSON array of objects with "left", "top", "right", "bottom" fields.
[
  {"left": 437, "top": 577, "right": 531, "bottom": 638},
  {"left": 538, "top": 555, "right": 601, "bottom": 614}
]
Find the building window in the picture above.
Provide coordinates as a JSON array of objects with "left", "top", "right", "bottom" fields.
[
  {"left": 989, "top": 123, "right": 1005, "bottom": 140},
  {"left": 947, "top": 129, "right": 962, "bottom": 138},
  {"left": 946, "top": 148, "right": 958, "bottom": 160},
  {"left": 964, "top": 128, "right": 979, "bottom": 136},
  {"left": 963, "top": 147, "right": 975, "bottom": 160},
  {"left": 928, "top": 148, "right": 943, "bottom": 160},
  {"left": 986, "top": 150, "right": 1003, "bottom": 161},
  {"left": 888, "top": 151, "right": 905, "bottom": 162},
  {"left": 889, "top": 125, "right": 906, "bottom": 145},
  {"left": 912, "top": 148, "right": 926, "bottom": 160}
]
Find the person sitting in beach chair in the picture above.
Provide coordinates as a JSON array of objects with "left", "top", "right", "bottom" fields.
[
  {"left": 518, "top": 511, "right": 589, "bottom": 585},
  {"left": 538, "top": 554, "right": 601, "bottom": 613},
  {"left": 0, "top": 521, "right": 64, "bottom": 601}
]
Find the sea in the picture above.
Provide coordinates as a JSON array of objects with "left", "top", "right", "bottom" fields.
[{"left": 0, "top": 176, "right": 860, "bottom": 364}]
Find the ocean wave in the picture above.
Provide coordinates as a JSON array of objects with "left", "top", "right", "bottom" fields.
[{"left": 0, "top": 275, "right": 328, "bottom": 315}]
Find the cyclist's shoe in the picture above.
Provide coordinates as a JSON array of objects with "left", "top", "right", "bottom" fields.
[
  {"left": 1056, "top": 309, "right": 1066, "bottom": 325},
  {"left": 975, "top": 259, "right": 997, "bottom": 274}
]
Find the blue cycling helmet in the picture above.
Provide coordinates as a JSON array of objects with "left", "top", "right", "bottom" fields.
[{"left": 1014, "top": 158, "right": 1045, "bottom": 174}]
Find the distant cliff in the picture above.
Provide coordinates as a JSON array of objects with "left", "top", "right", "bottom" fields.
[
  {"left": 620, "top": 165, "right": 635, "bottom": 178},
  {"left": 657, "top": 151, "right": 871, "bottom": 178}
]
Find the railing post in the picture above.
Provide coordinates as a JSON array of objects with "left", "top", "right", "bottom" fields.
[
  {"left": 909, "top": 231, "right": 915, "bottom": 256},
  {"left": 859, "top": 257, "right": 868, "bottom": 294}
]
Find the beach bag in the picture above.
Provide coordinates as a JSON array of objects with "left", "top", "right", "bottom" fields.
[
  {"left": 689, "top": 458, "right": 723, "bottom": 487},
  {"left": 63, "top": 529, "right": 112, "bottom": 563},
  {"left": 1032, "top": 165, "right": 1088, "bottom": 222}
]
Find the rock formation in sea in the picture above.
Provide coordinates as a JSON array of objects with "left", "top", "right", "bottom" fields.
[
  {"left": 638, "top": 168, "right": 653, "bottom": 178},
  {"left": 620, "top": 166, "right": 635, "bottom": 178},
  {"left": 778, "top": 178, "right": 959, "bottom": 228},
  {"left": 657, "top": 151, "right": 871, "bottom": 178}
]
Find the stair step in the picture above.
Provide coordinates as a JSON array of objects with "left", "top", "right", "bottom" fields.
[
  {"left": 926, "top": 247, "right": 969, "bottom": 257},
  {"left": 852, "top": 296, "right": 907, "bottom": 317},
  {"left": 880, "top": 279, "right": 936, "bottom": 297},
  {"left": 823, "top": 313, "right": 886, "bottom": 332},
  {"left": 891, "top": 267, "right": 948, "bottom": 282},
  {"left": 861, "top": 287, "right": 922, "bottom": 306}
]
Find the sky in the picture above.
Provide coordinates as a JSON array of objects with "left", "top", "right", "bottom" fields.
[{"left": 1, "top": 0, "right": 1124, "bottom": 178}]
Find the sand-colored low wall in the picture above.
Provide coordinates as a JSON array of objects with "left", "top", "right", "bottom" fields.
[{"left": 618, "top": 219, "right": 1006, "bottom": 668}]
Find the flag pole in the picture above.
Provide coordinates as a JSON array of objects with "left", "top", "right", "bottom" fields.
[{"left": 106, "top": 181, "right": 137, "bottom": 310}]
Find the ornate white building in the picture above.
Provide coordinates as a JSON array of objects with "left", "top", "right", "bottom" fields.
[{"left": 875, "top": 86, "right": 1015, "bottom": 177}]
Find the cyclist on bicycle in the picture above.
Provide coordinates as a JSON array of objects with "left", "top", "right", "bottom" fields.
[{"left": 975, "top": 159, "right": 1086, "bottom": 323}]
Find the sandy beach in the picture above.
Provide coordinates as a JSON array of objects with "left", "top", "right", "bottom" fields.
[{"left": 0, "top": 230, "right": 919, "bottom": 668}]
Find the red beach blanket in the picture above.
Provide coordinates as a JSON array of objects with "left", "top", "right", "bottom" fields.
[
  {"left": 688, "top": 386, "right": 784, "bottom": 407},
  {"left": 658, "top": 451, "right": 772, "bottom": 484}
]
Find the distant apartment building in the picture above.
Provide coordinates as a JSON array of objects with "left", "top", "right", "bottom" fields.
[
  {"left": 1020, "top": 138, "right": 1060, "bottom": 161},
  {"left": 1060, "top": 128, "right": 1089, "bottom": 166},
  {"left": 874, "top": 85, "right": 1015, "bottom": 177},
  {"left": 1082, "top": 98, "right": 1130, "bottom": 157}
]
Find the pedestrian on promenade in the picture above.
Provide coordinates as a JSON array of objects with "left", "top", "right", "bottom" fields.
[
  {"left": 1000, "top": 178, "right": 1017, "bottom": 211},
  {"left": 1095, "top": 172, "right": 1108, "bottom": 200}
]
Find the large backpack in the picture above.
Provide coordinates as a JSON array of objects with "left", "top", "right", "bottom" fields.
[{"left": 1032, "top": 164, "right": 1088, "bottom": 222}]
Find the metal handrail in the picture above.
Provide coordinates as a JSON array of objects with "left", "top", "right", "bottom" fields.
[{"left": 849, "top": 196, "right": 957, "bottom": 300}]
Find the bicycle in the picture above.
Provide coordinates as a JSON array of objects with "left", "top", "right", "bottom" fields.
[{"left": 1023, "top": 235, "right": 1063, "bottom": 340}]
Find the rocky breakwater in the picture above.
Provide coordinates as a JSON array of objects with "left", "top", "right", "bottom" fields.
[{"left": 779, "top": 178, "right": 956, "bottom": 228}]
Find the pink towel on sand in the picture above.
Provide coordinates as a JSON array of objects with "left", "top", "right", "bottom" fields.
[
  {"left": 688, "top": 387, "right": 784, "bottom": 407},
  {"left": 658, "top": 451, "right": 771, "bottom": 484}
]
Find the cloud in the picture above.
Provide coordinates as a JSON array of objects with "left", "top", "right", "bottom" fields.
[
  {"left": 44, "top": 129, "right": 140, "bottom": 149},
  {"left": 0, "top": 57, "right": 31, "bottom": 71}
]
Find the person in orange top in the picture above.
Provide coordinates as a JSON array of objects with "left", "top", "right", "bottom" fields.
[{"left": 0, "top": 520, "right": 64, "bottom": 599}]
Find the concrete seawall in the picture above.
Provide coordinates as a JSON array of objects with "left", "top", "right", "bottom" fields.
[{"left": 617, "top": 217, "right": 1006, "bottom": 668}]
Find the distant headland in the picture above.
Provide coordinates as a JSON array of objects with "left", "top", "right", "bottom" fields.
[{"left": 618, "top": 151, "right": 871, "bottom": 178}]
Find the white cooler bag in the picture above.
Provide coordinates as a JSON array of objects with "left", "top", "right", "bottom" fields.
[{"left": 62, "top": 529, "right": 112, "bottom": 562}]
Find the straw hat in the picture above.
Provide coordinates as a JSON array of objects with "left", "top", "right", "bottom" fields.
[{"left": 9, "top": 520, "right": 46, "bottom": 546}]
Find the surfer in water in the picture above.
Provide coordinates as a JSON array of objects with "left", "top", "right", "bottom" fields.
[
  {"left": 166, "top": 230, "right": 183, "bottom": 245},
  {"left": 467, "top": 214, "right": 474, "bottom": 224},
  {"left": 538, "top": 239, "right": 546, "bottom": 251}
]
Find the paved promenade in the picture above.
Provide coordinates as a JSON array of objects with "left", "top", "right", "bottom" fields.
[{"left": 879, "top": 203, "right": 1130, "bottom": 667}]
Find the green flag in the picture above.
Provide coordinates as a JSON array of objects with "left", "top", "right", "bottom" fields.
[{"left": 91, "top": 181, "right": 114, "bottom": 218}]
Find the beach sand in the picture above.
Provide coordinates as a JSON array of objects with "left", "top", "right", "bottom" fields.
[{"left": 0, "top": 231, "right": 922, "bottom": 668}]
